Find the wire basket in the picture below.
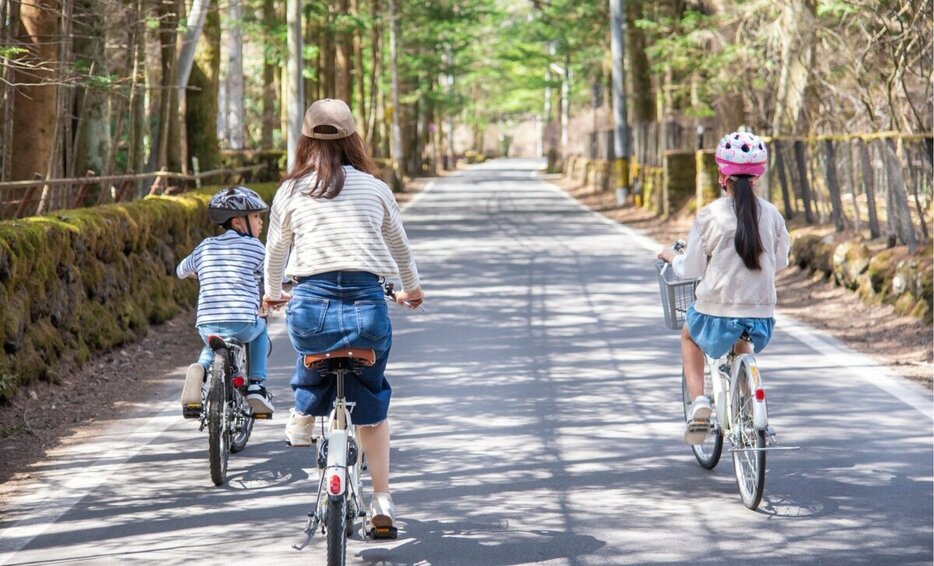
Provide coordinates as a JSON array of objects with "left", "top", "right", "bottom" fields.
[{"left": 656, "top": 261, "right": 699, "bottom": 330}]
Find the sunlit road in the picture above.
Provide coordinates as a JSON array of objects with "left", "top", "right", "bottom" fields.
[{"left": 1, "top": 159, "right": 931, "bottom": 565}]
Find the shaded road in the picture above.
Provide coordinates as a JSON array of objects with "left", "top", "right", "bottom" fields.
[{"left": 1, "top": 159, "right": 931, "bottom": 565}]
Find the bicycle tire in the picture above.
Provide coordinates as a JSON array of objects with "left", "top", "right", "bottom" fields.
[
  {"left": 326, "top": 495, "right": 348, "bottom": 566},
  {"left": 731, "top": 361, "right": 766, "bottom": 509},
  {"left": 682, "top": 365, "right": 722, "bottom": 469},
  {"left": 229, "top": 394, "right": 254, "bottom": 453},
  {"left": 207, "top": 353, "right": 229, "bottom": 486}
]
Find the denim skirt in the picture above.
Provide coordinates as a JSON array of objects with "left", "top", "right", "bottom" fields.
[
  {"left": 685, "top": 305, "right": 775, "bottom": 359},
  {"left": 286, "top": 271, "right": 392, "bottom": 425}
]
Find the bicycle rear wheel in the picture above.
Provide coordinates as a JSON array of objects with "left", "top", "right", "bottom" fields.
[
  {"left": 207, "top": 353, "right": 229, "bottom": 486},
  {"left": 682, "top": 363, "right": 722, "bottom": 469},
  {"left": 731, "top": 361, "right": 766, "bottom": 509},
  {"left": 326, "top": 495, "right": 348, "bottom": 566}
]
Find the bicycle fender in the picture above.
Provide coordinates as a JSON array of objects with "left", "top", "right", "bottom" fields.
[
  {"left": 733, "top": 354, "right": 768, "bottom": 430},
  {"left": 325, "top": 429, "right": 348, "bottom": 497}
]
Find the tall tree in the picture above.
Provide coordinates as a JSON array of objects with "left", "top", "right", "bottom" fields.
[
  {"left": 187, "top": 0, "right": 221, "bottom": 169},
  {"left": 72, "top": 0, "right": 111, "bottom": 179},
  {"left": 10, "top": 0, "right": 60, "bottom": 182}
]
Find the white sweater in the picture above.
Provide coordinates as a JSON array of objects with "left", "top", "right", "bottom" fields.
[
  {"left": 673, "top": 196, "right": 790, "bottom": 318},
  {"left": 264, "top": 166, "right": 420, "bottom": 300}
]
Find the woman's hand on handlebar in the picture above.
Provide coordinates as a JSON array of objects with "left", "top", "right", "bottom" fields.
[
  {"left": 395, "top": 287, "right": 424, "bottom": 310},
  {"left": 262, "top": 292, "right": 291, "bottom": 313}
]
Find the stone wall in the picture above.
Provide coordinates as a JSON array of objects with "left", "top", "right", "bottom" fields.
[{"left": 0, "top": 183, "right": 279, "bottom": 402}]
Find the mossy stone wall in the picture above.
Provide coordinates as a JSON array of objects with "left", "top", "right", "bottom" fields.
[{"left": 0, "top": 182, "right": 279, "bottom": 403}]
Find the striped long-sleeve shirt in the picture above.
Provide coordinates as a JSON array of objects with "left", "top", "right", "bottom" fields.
[
  {"left": 264, "top": 166, "right": 420, "bottom": 300},
  {"left": 176, "top": 230, "right": 265, "bottom": 326}
]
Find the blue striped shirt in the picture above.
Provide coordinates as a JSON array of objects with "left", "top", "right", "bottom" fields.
[{"left": 176, "top": 230, "right": 265, "bottom": 326}]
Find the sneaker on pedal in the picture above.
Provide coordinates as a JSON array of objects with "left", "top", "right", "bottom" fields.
[
  {"left": 684, "top": 396, "right": 713, "bottom": 445},
  {"left": 369, "top": 492, "right": 397, "bottom": 536},
  {"left": 246, "top": 381, "right": 275, "bottom": 414},
  {"left": 285, "top": 409, "right": 314, "bottom": 446},
  {"left": 180, "top": 364, "right": 205, "bottom": 418}
]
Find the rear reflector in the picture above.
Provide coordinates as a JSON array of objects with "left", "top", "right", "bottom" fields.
[{"left": 329, "top": 474, "right": 342, "bottom": 495}]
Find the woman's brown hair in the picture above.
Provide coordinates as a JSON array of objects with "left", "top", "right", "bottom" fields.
[{"left": 282, "top": 127, "right": 378, "bottom": 199}]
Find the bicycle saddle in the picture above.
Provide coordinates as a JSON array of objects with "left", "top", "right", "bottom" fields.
[{"left": 303, "top": 349, "right": 376, "bottom": 368}]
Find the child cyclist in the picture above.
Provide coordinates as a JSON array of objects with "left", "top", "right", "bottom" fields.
[
  {"left": 177, "top": 186, "right": 275, "bottom": 418},
  {"left": 657, "top": 131, "right": 790, "bottom": 444}
]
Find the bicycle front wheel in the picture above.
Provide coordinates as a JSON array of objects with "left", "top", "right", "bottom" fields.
[
  {"left": 207, "top": 353, "right": 229, "bottom": 486},
  {"left": 731, "top": 361, "right": 766, "bottom": 509},
  {"left": 682, "top": 365, "right": 722, "bottom": 469},
  {"left": 326, "top": 495, "right": 348, "bottom": 566}
]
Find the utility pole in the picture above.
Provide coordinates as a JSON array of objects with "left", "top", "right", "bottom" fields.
[
  {"left": 286, "top": 0, "right": 303, "bottom": 170},
  {"left": 609, "top": 0, "right": 630, "bottom": 206}
]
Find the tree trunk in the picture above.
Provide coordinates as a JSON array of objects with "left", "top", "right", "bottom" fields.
[
  {"left": 771, "top": 0, "right": 817, "bottom": 135},
  {"left": 261, "top": 0, "right": 277, "bottom": 149},
  {"left": 127, "top": 0, "right": 147, "bottom": 194},
  {"left": 225, "top": 0, "right": 245, "bottom": 150},
  {"left": 11, "top": 0, "right": 60, "bottom": 182},
  {"left": 388, "top": 0, "right": 404, "bottom": 184},
  {"left": 335, "top": 0, "right": 352, "bottom": 103},
  {"left": 156, "top": 0, "right": 181, "bottom": 172},
  {"left": 186, "top": 0, "right": 221, "bottom": 170},
  {"left": 857, "top": 139, "right": 880, "bottom": 238},
  {"left": 352, "top": 0, "right": 365, "bottom": 133},
  {"left": 793, "top": 140, "right": 814, "bottom": 224},
  {"left": 624, "top": 0, "right": 653, "bottom": 123},
  {"left": 366, "top": 0, "right": 381, "bottom": 152},
  {"left": 821, "top": 139, "right": 845, "bottom": 232},
  {"left": 72, "top": 0, "right": 110, "bottom": 186}
]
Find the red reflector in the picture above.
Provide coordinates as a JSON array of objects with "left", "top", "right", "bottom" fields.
[
  {"left": 755, "top": 388, "right": 765, "bottom": 401},
  {"left": 232, "top": 376, "right": 246, "bottom": 388},
  {"left": 329, "top": 474, "right": 342, "bottom": 495}
]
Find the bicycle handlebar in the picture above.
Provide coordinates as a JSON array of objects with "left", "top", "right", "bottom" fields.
[{"left": 382, "top": 280, "right": 426, "bottom": 311}]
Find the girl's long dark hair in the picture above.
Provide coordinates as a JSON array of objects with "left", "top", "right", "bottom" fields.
[
  {"left": 732, "top": 175, "right": 764, "bottom": 270},
  {"left": 282, "top": 127, "right": 378, "bottom": 199}
]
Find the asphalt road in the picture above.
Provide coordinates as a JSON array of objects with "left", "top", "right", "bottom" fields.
[{"left": 1, "top": 159, "right": 931, "bottom": 565}]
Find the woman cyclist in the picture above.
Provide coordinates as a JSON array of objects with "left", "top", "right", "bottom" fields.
[
  {"left": 263, "top": 98, "right": 423, "bottom": 531},
  {"left": 657, "top": 131, "right": 790, "bottom": 444}
]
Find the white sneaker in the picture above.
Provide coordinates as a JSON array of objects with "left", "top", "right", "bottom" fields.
[
  {"left": 285, "top": 409, "right": 314, "bottom": 446},
  {"left": 684, "top": 396, "right": 713, "bottom": 445},
  {"left": 369, "top": 492, "right": 396, "bottom": 529},
  {"left": 180, "top": 364, "right": 205, "bottom": 418}
]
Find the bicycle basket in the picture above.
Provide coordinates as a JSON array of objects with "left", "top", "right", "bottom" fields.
[{"left": 655, "top": 261, "right": 699, "bottom": 330}]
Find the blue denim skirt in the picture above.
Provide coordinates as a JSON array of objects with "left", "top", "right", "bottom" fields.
[
  {"left": 685, "top": 305, "right": 775, "bottom": 359},
  {"left": 286, "top": 271, "right": 392, "bottom": 425}
]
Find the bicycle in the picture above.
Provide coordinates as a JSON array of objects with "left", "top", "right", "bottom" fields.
[
  {"left": 292, "top": 281, "right": 403, "bottom": 563},
  {"left": 656, "top": 243, "right": 796, "bottom": 510},
  {"left": 196, "top": 335, "right": 271, "bottom": 486}
]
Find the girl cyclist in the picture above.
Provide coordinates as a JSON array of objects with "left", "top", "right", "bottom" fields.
[{"left": 657, "top": 131, "right": 790, "bottom": 444}]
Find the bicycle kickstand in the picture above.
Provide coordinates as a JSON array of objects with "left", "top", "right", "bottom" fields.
[{"left": 292, "top": 513, "right": 320, "bottom": 551}]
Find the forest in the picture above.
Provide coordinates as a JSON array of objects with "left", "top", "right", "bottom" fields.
[{"left": 0, "top": 0, "right": 930, "bottom": 228}]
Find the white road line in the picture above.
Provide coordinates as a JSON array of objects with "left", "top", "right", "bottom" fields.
[{"left": 534, "top": 168, "right": 933, "bottom": 420}]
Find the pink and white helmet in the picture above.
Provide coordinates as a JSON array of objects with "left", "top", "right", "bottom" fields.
[{"left": 715, "top": 131, "right": 767, "bottom": 177}]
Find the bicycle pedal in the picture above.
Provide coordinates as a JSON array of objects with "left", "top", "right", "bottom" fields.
[
  {"left": 182, "top": 405, "right": 202, "bottom": 419},
  {"left": 368, "top": 526, "right": 397, "bottom": 540},
  {"left": 686, "top": 420, "right": 712, "bottom": 433},
  {"left": 253, "top": 412, "right": 273, "bottom": 420}
]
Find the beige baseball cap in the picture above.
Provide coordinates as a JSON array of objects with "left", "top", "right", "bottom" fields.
[{"left": 301, "top": 98, "right": 356, "bottom": 139}]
